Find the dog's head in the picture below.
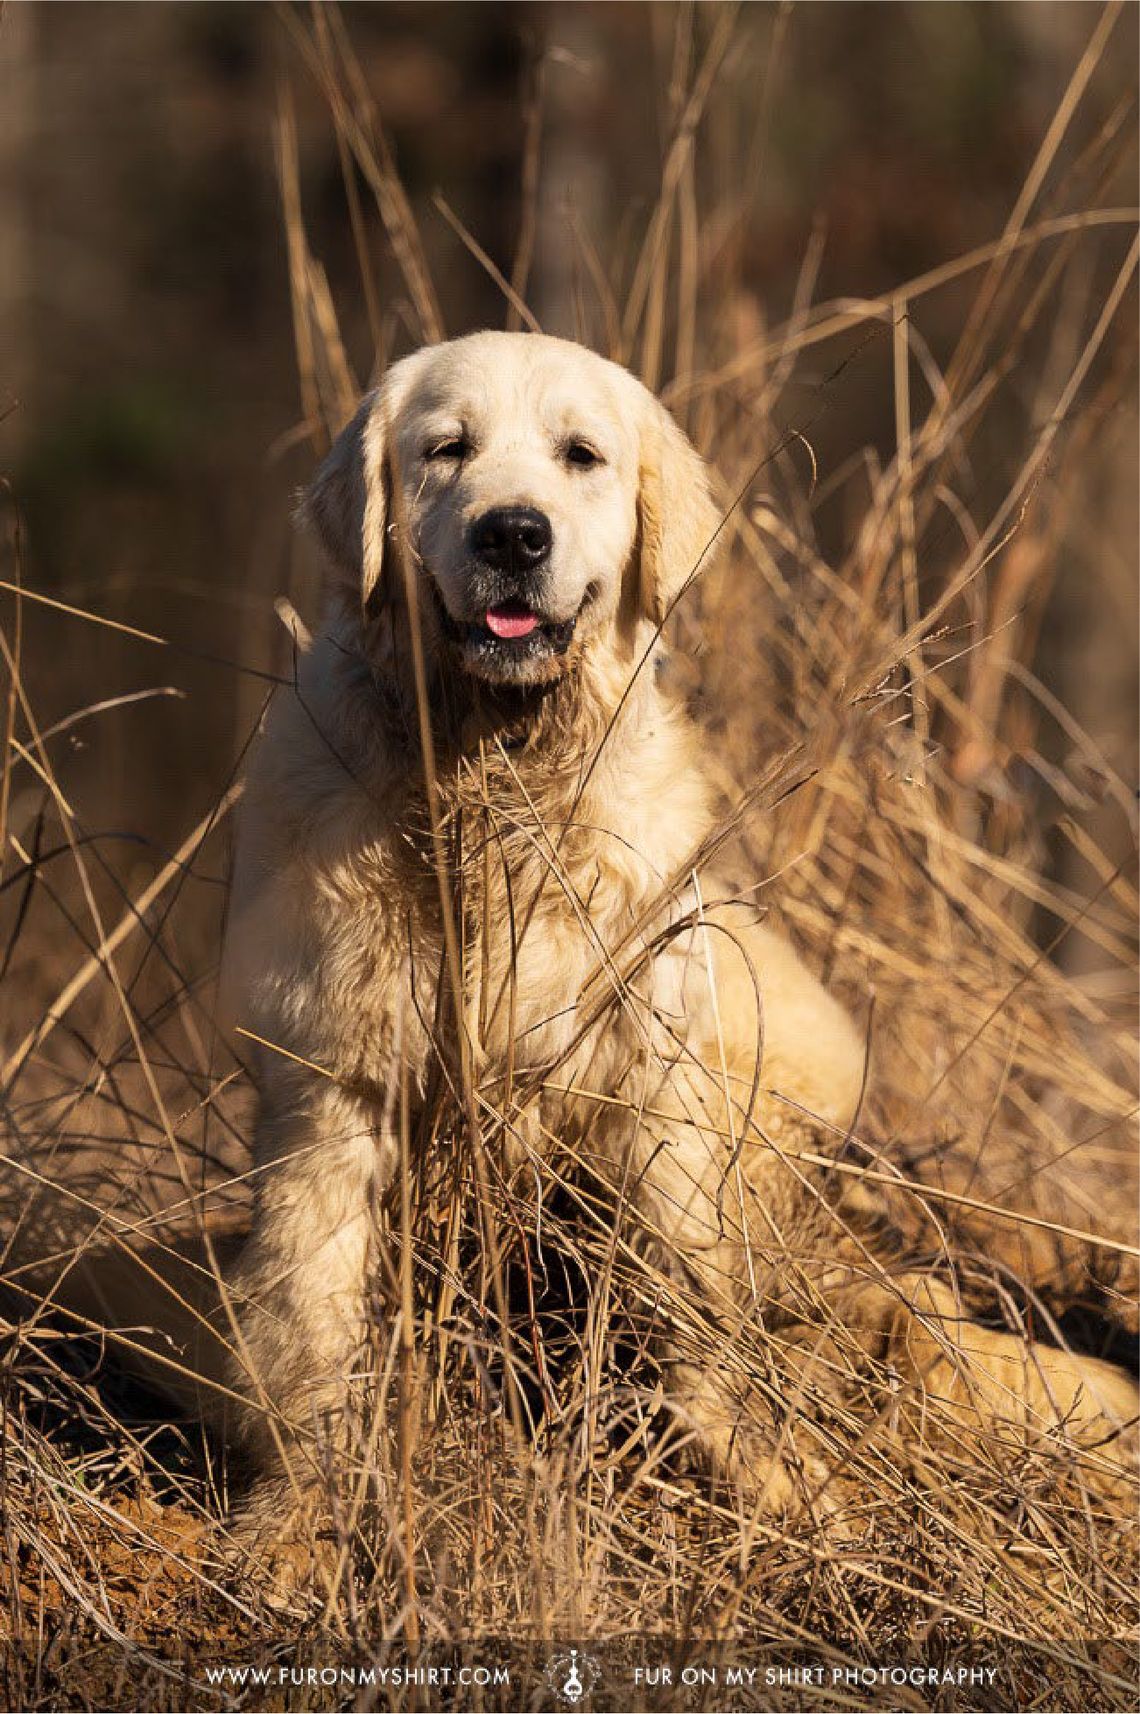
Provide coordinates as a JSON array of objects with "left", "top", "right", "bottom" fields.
[{"left": 304, "top": 332, "right": 722, "bottom": 688}]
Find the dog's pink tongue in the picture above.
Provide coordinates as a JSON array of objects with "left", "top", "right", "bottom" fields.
[{"left": 485, "top": 601, "right": 540, "bottom": 640}]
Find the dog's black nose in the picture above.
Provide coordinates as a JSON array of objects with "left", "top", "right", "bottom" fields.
[{"left": 469, "top": 506, "right": 553, "bottom": 573}]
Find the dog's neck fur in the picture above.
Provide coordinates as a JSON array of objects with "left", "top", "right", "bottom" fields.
[
  {"left": 336, "top": 597, "right": 656, "bottom": 783},
  {"left": 317, "top": 599, "right": 711, "bottom": 918}
]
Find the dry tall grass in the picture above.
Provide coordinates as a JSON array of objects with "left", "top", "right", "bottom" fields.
[{"left": 1, "top": 7, "right": 1137, "bottom": 1712}]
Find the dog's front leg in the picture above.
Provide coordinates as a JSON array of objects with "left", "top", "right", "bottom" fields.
[
  {"left": 598, "top": 1047, "right": 834, "bottom": 1515},
  {"left": 217, "top": 1064, "right": 395, "bottom": 1583}
]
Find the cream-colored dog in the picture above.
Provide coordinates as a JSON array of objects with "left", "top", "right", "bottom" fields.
[{"left": 220, "top": 332, "right": 1135, "bottom": 1557}]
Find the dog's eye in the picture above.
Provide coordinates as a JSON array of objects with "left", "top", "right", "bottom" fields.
[
  {"left": 424, "top": 436, "right": 469, "bottom": 462},
  {"left": 565, "top": 440, "right": 603, "bottom": 469}
]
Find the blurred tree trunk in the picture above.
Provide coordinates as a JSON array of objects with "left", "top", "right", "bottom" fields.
[{"left": 0, "top": 4, "right": 34, "bottom": 454}]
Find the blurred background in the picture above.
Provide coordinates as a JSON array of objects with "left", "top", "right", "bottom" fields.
[{"left": 0, "top": 0, "right": 1135, "bottom": 966}]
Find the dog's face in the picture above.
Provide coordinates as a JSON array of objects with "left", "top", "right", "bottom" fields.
[
  {"left": 306, "top": 332, "right": 721, "bottom": 688},
  {"left": 388, "top": 335, "right": 643, "bottom": 685}
]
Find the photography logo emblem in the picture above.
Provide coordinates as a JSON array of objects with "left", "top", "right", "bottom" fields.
[{"left": 544, "top": 1647, "right": 601, "bottom": 1705}]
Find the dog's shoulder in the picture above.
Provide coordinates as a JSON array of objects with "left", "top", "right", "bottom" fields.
[{"left": 222, "top": 625, "right": 424, "bottom": 1051}]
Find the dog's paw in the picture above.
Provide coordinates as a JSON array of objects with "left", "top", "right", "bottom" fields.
[
  {"left": 718, "top": 1422, "right": 844, "bottom": 1523},
  {"left": 213, "top": 1478, "right": 339, "bottom": 1609},
  {"left": 664, "top": 1367, "right": 839, "bottom": 1521}
]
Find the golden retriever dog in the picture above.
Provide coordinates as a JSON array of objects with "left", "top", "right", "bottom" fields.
[{"left": 219, "top": 331, "right": 1136, "bottom": 1565}]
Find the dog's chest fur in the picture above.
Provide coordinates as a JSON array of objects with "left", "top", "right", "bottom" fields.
[{"left": 226, "top": 628, "right": 712, "bottom": 1113}]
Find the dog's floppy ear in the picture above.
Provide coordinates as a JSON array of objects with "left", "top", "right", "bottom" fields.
[
  {"left": 637, "top": 401, "right": 722, "bottom": 626},
  {"left": 303, "top": 386, "right": 397, "bottom": 610}
]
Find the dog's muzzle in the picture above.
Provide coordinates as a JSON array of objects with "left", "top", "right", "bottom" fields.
[{"left": 443, "top": 506, "right": 578, "bottom": 683}]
